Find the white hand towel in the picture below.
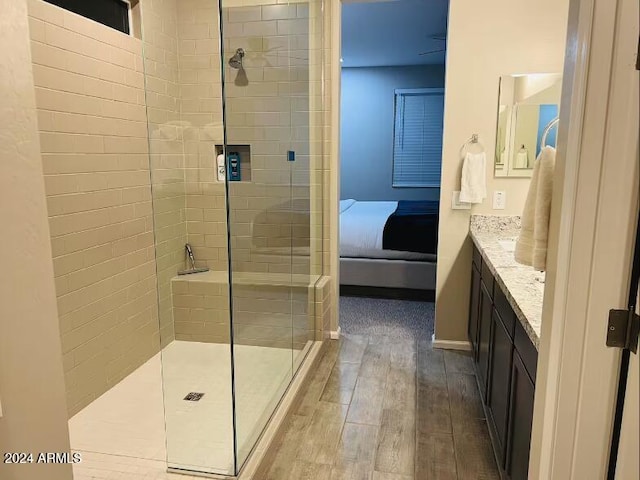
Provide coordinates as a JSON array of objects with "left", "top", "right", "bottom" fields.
[
  {"left": 515, "top": 151, "right": 529, "bottom": 169},
  {"left": 515, "top": 146, "right": 556, "bottom": 271},
  {"left": 459, "top": 152, "right": 487, "bottom": 204}
]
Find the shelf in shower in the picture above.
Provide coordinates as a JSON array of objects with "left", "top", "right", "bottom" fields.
[{"left": 215, "top": 144, "right": 251, "bottom": 182}]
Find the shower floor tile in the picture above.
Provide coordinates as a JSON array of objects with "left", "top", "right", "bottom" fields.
[{"left": 69, "top": 340, "right": 298, "bottom": 478}]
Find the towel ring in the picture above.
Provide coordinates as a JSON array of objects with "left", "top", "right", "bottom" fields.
[
  {"left": 460, "top": 133, "right": 485, "bottom": 157},
  {"left": 540, "top": 118, "right": 559, "bottom": 149}
]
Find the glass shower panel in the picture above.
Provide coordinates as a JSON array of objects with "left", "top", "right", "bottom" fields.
[
  {"left": 141, "top": 0, "right": 234, "bottom": 476},
  {"left": 290, "top": 0, "right": 321, "bottom": 375},
  {"left": 221, "top": 0, "right": 295, "bottom": 468},
  {"left": 220, "top": 0, "right": 323, "bottom": 468}
]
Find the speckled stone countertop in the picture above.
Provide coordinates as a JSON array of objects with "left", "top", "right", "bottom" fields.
[{"left": 470, "top": 215, "right": 543, "bottom": 350}]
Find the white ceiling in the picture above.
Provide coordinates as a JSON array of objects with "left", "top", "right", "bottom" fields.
[{"left": 341, "top": 0, "right": 449, "bottom": 68}]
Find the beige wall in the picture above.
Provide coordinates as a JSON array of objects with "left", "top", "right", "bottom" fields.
[
  {"left": 28, "top": 0, "right": 161, "bottom": 416},
  {"left": 435, "top": 0, "right": 569, "bottom": 342},
  {"left": 0, "top": 0, "right": 73, "bottom": 478}
]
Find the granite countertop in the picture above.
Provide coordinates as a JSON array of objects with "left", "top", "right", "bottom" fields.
[{"left": 469, "top": 215, "right": 544, "bottom": 350}]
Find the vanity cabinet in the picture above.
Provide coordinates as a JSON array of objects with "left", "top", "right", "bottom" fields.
[{"left": 469, "top": 242, "right": 537, "bottom": 479}]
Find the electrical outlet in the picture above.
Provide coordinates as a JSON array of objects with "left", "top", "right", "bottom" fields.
[
  {"left": 493, "top": 191, "right": 506, "bottom": 210},
  {"left": 452, "top": 191, "right": 471, "bottom": 210}
]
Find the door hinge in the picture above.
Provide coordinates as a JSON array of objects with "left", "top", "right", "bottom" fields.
[
  {"left": 607, "top": 309, "right": 640, "bottom": 353},
  {"left": 636, "top": 36, "right": 640, "bottom": 71}
]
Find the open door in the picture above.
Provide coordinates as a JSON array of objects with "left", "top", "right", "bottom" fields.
[
  {"left": 608, "top": 141, "right": 640, "bottom": 479},
  {"left": 607, "top": 193, "right": 640, "bottom": 479},
  {"left": 606, "top": 0, "right": 640, "bottom": 475}
]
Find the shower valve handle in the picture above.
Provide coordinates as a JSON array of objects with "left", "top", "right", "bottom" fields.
[{"left": 185, "top": 243, "right": 196, "bottom": 268}]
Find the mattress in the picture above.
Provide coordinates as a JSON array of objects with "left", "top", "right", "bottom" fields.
[{"left": 339, "top": 200, "right": 439, "bottom": 261}]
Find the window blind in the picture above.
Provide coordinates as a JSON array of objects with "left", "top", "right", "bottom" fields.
[{"left": 392, "top": 89, "right": 445, "bottom": 187}]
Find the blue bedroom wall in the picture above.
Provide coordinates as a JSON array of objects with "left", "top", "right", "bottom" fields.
[{"left": 340, "top": 65, "right": 446, "bottom": 201}]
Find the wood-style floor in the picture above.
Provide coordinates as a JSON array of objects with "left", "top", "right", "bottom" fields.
[{"left": 263, "top": 324, "right": 500, "bottom": 479}]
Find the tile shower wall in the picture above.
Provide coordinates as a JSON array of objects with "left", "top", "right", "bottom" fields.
[
  {"left": 140, "top": 0, "right": 184, "bottom": 347},
  {"left": 177, "top": 0, "right": 228, "bottom": 273},
  {"left": 27, "top": 0, "right": 160, "bottom": 416},
  {"left": 223, "top": 2, "right": 318, "bottom": 277},
  {"left": 168, "top": 0, "right": 327, "bottom": 345}
]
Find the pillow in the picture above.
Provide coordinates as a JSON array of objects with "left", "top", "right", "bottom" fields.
[{"left": 339, "top": 199, "right": 356, "bottom": 213}]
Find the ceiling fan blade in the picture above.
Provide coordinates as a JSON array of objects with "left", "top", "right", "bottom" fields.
[
  {"left": 427, "top": 33, "right": 447, "bottom": 41},
  {"left": 418, "top": 48, "right": 446, "bottom": 56}
]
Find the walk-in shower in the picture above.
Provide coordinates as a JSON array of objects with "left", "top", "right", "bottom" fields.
[
  {"left": 33, "top": 0, "right": 330, "bottom": 477},
  {"left": 144, "top": 0, "right": 327, "bottom": 476}
]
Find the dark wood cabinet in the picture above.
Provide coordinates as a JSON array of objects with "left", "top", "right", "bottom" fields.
[
  {"left": 468, "top": 242, "right": 537, "bottom": 479},
  {"left": 487, "top": 308, "right": 514, "bottom": 466},
  {"left": 469, "top": 263, "right": 481, "bottom": 359},
  {"left": 505, "top": 352, "right": 535, "bottom": 480},
  {"left": 477, "top": 280, "right": 493, "bottom": 400}
]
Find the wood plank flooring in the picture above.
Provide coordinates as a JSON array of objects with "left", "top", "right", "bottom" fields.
[{"left": 262, "top": 306, "right": 500, "bottom": 480}]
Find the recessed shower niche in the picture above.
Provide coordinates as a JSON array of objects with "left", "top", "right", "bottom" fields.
[{"left": 215, "top": 144, "right": 252, "bottom": 183}]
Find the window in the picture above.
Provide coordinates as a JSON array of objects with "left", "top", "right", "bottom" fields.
[
  {"left": 44, "top": 0, "right": 131, "bottom": 35},
  {"left": 392, "top": 88, "right": 445, "bottom": 187}
]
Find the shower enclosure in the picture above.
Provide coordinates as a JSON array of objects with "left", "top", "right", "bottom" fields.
[{"left": 143, "top": 0, "right": 326, "bottom": 476}]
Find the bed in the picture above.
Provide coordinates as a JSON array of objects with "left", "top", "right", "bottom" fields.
[{"left": 339, "top": 199, "right": 439, "bottom": 291}]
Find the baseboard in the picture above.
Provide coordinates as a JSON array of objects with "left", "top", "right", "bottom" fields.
[
  {"left": 432, "top": 334, "right": 472, "bottom": 351},
  {"left": 330, "top": 327, "right": 341, "bottom": 340}
]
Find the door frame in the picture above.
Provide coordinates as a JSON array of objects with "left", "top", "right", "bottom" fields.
[
  {"left": 530, "top": 0, "right": 639, "bottom": 477},
  {"left": 330, "top": 0, "right": 638, "bottom": 476}
]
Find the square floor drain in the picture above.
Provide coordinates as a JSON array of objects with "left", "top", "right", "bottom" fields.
[{"left": 183, "top": 392, "right": 205, "bottom": 401}]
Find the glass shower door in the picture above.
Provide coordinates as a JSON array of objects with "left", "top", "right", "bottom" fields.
[{"left": 220, "top": 0, "right": 297, "bottom": 469}]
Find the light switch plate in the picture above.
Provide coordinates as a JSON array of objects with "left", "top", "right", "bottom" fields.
[
  {"left": 452, "top": 191, "right": 471, "bottom": 210},
  {"left": 493, "top": 190, "right": 506, "bottom": 210}
]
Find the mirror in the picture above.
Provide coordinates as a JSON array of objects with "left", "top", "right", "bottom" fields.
[{"left": 494, "top": 73, "right": 562, "bottom": 178}]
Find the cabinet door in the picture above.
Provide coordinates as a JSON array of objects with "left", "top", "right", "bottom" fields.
[
  {"left": 477, "top": 280, "right": 492, "bottom": 400},
  {"left": 488, "top": 308, "right": 514, "bottom": 467},
  {"left": 505, "top": 351, "right": 535, "bottom": 480},
  {"left": 468, "top": 263, "right": 481, "bottom": 358}
]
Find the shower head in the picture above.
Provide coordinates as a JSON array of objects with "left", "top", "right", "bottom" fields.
[{"left": 229, "top": 48, "right": 245, "bottom": 69}]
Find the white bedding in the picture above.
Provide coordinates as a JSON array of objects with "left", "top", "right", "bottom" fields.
[{"left": 339, "top": 200, "right": 436, "bottom": 261}]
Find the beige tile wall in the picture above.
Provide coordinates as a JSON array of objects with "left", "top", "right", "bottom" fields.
[
  {"left": 171, "top": 273, "right": 230, "bottom": 343},
  {"left": 222, "top": 1, "right": 321, "bottom": 277},
  {"left": 27, "top": 0, "right": 160, "bottom": 416},
  {"left": 177, "top": 0, "right": 229, "bottom": 272},
  {"left": 139, "top": 0, "right": 184, "bottom": 347},
  {"left": 171, "top": 273, "right": 320, "bottom": 348},
  {"left": 168, "top": 0, "right": 328, "bottom": 344}
]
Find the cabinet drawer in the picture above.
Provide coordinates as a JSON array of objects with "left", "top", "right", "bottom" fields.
[
  {"left": 494, "top": 284, "right": 516, "bottom": 338},
  {"left": 514, "top": 319, "right": 538, "bottom": 383},
  {"left": 473, "top": 243, "right": 482, "bottom": 269}
]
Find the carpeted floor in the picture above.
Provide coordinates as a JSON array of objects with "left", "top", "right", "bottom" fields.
[{"left": 339, "top": 295, "right": 434, "bottom": 341}]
